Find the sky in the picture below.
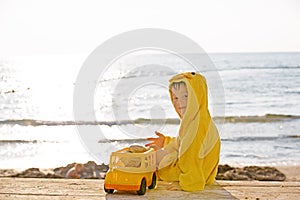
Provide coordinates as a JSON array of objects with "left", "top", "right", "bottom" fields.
[{"left": 0, "top": 0, "right": 300, "bottom": 56}]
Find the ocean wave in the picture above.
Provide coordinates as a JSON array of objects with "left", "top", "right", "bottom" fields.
[
  {"left": 96, "top": 65, "right": 300, "bottom": 81},
  {"left": 222, "top": 135, "right": 300, "bottom": 142},
  {"left": 0, "top": 118, "right": 180, "bottom": 126},
  {"left": 0, "top": 140, "right": 58, "bottom": 144},
  {"left": 225, "top": 153, "right": 269, "bottom": 159},
  {"left": 217, "top": 65, "right": 300, "bottom": 72},
  {"left": 97, "top": 67, "right": 175, "bottom": 84},
  {"left": 100, "top": 135, "right": 300, "bottom": 145},
  {"left": 214, "top": 114, "right": 300, "bottom": 123},
  {"left": 1, "top": 136, "right": 298, "bottom": 146},
  {"left": 98, "top": 138, "right": 147, "bottom": 143},
  {"left": 0, "top": 114, "right": 299, "bottom": 126}
]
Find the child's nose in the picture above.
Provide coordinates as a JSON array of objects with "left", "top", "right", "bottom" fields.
[
  {"left": 178, "top": 100, "right": 186, "bottom": 107},
  {"left": 179, "top": 98, "right": 186, "bottom": 104}
]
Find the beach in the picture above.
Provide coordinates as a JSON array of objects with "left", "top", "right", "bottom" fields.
[
  {"left": 1, "top": 162, "right": 300, "bottom": 199},
  {"left": 1, "top": 163, "right": 300, "bottom": 199},
  {"left": 0, "top": 177, "right": 299, "bottom": 199}
]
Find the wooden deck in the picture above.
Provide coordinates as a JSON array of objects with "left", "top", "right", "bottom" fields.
[{"left": 0, "top": 178, "right": 299, "bottom": 200}]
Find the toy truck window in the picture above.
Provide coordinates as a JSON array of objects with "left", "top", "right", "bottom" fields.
[{"left": 144, "top": 156, "right": 149, "bottom": 168}]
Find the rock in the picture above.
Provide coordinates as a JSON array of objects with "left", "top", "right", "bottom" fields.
[
  {"left": 96, "top": 163, "right": 109, "bottom": 172},
  {"left": 218, "top": 164, "right": 233, "bottom": 174},
  {"left": 1, "top": 163, "right": 286, "bottom": 181},
  {"left": 53, "top": 161, "right": 109, "bottom": 179},
  {"left": 244, "top": 166, "right": 286, "bottom": 181},
  {"left": 53, "top": 163, "right": 76, "bottom": 177},
  {"left": 12, "top": 168, "right": 46, "bottom": 178},
  {"left": 224, "top": 168, "right": 252, "bottom": 181},
  {"left": 0, "top": 169, "right": 19, "bottom": 177},
  {"left": 216, "top": 165, "right": 286, "bottom": 181},
  {"left": 6, "top": 161, "right": 109, "bottom": 179}
]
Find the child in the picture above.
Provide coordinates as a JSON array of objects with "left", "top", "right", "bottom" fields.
[
  {"left": 146, "top": 72, "right": 220, "bottom": 191},
  {"left": 65, "top": 163, "right": 83, "bottom": 179}
]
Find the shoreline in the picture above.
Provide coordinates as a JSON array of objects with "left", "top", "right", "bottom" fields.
[{"left": 1, "top": 161, "right": 299, "bottom": 182}]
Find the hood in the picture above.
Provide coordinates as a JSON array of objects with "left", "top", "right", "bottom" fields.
[{"left": 168, "top": 72, "right": 219, "bottom": 159}]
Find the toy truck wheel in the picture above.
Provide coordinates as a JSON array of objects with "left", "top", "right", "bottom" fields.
[
  {"left": 104, "top": 186, "right": 114, "bottom": 194},
  {"left": 136, "top": 178, "right": 146, "bottom": 195},
  {"left": 148, "top": 173, "right": 157, "bottom": 189}
]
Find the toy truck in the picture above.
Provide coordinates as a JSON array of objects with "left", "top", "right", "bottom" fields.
[{"left": 104, "top": 145, "right": 157, "bottom": 195}]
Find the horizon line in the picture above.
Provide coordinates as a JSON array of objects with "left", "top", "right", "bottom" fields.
[{"left": 1, "top": 50, "right": 300, "bottom": 57}]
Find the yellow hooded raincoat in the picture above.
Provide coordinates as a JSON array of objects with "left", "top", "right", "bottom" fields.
[{"left": 157, "top": 72, "right": 221, "bottom": 191}]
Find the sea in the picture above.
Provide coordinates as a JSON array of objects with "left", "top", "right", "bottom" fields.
[{"left": 1, "top": 52, "right": 300, "bottom": 169}]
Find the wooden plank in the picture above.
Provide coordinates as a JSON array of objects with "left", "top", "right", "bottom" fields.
[
  {"left": 218, "top": 181, "right": 300, "bottom": 200},
  {"left": 0, "top": 178, "right": 299, "bottom": 200},
  {"left": 218, "top": 180, "right": 300, "bottom": 187}
]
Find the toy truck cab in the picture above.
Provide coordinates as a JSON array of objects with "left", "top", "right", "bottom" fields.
[{"left": 104, "top": 146, "right": 157, "bottom": 195}]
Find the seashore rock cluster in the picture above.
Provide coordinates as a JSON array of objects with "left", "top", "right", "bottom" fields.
[
  {"left": 0, "top": 162, "right": 285, "bottom": 181},
  {"left": 217, "top": 164, "right": 286, "bottom": 181}
]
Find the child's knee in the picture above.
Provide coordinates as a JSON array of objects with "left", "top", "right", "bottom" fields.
[{"left": 158, "top": 165, "right": 180, "bottom": 181}]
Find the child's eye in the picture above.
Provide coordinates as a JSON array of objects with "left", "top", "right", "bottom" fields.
[{"left": 184, "top": 95, "right": 188, "bottom": 98}]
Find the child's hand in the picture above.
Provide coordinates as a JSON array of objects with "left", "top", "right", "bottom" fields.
[{"left": 145, "top": 131, "right": 165, "bottom": 149}]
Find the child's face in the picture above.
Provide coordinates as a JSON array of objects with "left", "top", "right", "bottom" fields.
[{"left": 171, "top": 83, "right": 188, "bottom": 116}]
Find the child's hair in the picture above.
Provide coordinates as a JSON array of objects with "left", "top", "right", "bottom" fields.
[{"left": 170, "top": 81, "right": 186, "bottom": 90}]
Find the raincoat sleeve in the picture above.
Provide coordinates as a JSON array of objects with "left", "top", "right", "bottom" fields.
[
  {"left": 163, "top": 136, "right": 175, "bottom": 147},
  {"left": 163, "top": 136, "right": 179, "bottom": 153},
  {"left": 156, "top": 136, "right": 179, "bottom": 169}
]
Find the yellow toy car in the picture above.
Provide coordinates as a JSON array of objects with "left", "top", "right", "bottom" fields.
[{"left": 104, "top": 145, "right": 157, "bottom": 195}]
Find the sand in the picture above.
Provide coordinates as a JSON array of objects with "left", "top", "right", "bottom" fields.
[{"left": 276, "top": 165, "right": 300, "bottom": 182}]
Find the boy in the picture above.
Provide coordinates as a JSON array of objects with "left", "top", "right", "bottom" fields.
[{"left": 146, "top": 72, "right": 220, "bottom": 191}]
